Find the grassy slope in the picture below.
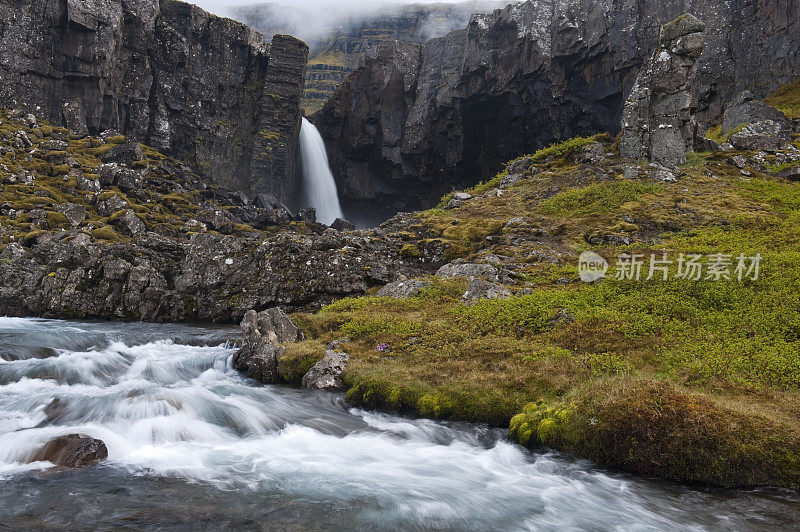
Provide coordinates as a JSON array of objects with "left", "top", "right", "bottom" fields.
[{"left": 282, "top": 131, "right": 800, "bottom": 487}]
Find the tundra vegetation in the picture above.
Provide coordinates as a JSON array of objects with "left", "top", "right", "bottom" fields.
[{"left": 283, "top": 97, "right": 800, "bottom": 488}]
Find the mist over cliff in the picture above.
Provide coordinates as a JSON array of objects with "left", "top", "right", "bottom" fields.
[{"left": 224, "top": 1, "right": 511, "bottom": 112}]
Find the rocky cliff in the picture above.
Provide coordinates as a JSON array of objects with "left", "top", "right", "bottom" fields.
[
  {"left": 313, "top": 0, "right": 800, "bottom": 215},
  {"left": 0, "top": 0, "right": 308, "bottom": 201},
  {"left": 233, "top": 1, "right": 506, "bottom": 114}
]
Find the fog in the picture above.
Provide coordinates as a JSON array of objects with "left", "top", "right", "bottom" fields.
[{"left": 188, "top": 1, "right": 512, "bottom": 47}]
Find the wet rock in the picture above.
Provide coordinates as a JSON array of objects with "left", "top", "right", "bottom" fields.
[
  {"left": 28, "top": 434, "right": 108, "bottom": 468},
  {"left": 233, "top": 308, "right": 302, "bottom": 383},
  {"left": 58, "top": 203, "right": 86, "bottom": 227},
  {"left": 241, "top": 308, "right": 302, "bottom": 345},
  {"left": 233, "top": 343, "right": 285, "bottom": 383},
  {"left": 301, "top": 350, "right": 349, "bottom": 390},
  {"left": 620, "top": 14, "right": 706, "bottom": 167},
  {"left": 112, "top": 210, "right": 146, "bottom": 237},
  {"left": 377, "top": 278, "right": 431, "bottom": 298},
  {"left": 461, "top": 279, "right": 511, "bottom": 304}
]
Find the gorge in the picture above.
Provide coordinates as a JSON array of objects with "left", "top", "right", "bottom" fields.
[{"left": 2, "top": 0, "right": 800, "bottom": 527}]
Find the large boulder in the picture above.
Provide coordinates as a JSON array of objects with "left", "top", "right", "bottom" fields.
[
  {"left": 620, "top": 14, "right": 706, "bottom": 166},
  {"left": 301, "top": 350, "right": 349, "bottom": 390},
  {"left": 58, "top": 203, "right": 86, "bottom": 227},
  {"left": 377, "top": 278, "right": 431, "bottom": 298},
  {"left": 28, "top": 434, "right": 108, "bottom": 468},
  {"left": 722, "top": 91, "right": 790, "bottom": 132},
  {"left": 232, "top": 308, "right": 302, "bottom": 383},
  {"left": 112, "top": 209, "right": 146, "bottom": 237}
]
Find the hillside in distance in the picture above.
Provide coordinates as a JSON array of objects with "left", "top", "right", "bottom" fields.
[{"left": 232, "top": 1, "right": 509, "bottom": 113}]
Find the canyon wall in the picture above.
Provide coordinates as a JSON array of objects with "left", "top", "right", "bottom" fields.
[
  {"left": 233, "top": 1, "right": 507, "bottom": 114},
  {"left": 0, "top": 0, "right": 308, "bottom": 200},
  {"left": 313, "top": 0, "right": 800, "bottom": 213}
]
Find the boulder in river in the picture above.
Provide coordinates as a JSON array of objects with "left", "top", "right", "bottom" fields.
[
  {"left": 28, "top": 434, "right": 108, "bottom": 468},
  {"left": 233, "top": 308, "right": 302, "bottom": 383}
]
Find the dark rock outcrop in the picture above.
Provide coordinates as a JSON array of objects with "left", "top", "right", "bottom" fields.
[
  {"left": 233, "top": 308, "right": 301, "bottom": 383},
  {"left": 28, "top": 434, "right": 108, "bottom": 468},
  {"left": 233, "top": 1, "right": 507, "bottom": 114},
  {"left": 0, "top": 0, "right": 308, "bottom": 200},
  {"left": 0, "top": 214, "right": 446, "bottom": 323},
  {"left": 620, "top": 14, "right": 706, "bottom": 166},
  {"left": 313, "top": 0, "right": 800, "bottom": 212}
]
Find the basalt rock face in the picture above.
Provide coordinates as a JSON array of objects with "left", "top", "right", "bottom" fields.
[
  {"left": 0, "top": 0, "right": 308, "bottom": 201},
  {"left": 620, "top": 14, "right": 706, "bottom": 166},
  {"left": 0, "top": 214, "right": 446, "bottom": 323},
  {"left": 314, "top": 0, "right": 800, "bottom": 213}
]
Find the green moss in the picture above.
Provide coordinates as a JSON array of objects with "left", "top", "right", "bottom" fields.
[
  {"left": 399, "top": 244, "right": 421, "bottom": 258},
  {"left": 765, "top": 80, "right": 800, "bottom": 119},
  {"left": 92, "top": 226, "right": 124, "bottom": 242},
  {"left": 509, "top": 379, "right": 800, "bottom": 488},
  {"left": 539, "top": 180, "right": 662, "bottom": 217},
  {"left": 45, "top": 211, "right": 70, "bottom": 229}
]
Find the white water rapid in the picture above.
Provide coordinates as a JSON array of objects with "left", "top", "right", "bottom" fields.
[
  {"left": 300, "top": 118, "right": 345, "bottom": 225},
  {"left": 0, "top": 317, "right": 799, "bottom": 529}
]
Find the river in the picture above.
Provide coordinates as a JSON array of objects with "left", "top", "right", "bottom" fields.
[{"left": 0, "top": 317, "right": 797, "bottom": 530}]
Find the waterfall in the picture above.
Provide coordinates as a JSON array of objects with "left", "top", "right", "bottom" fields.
[{"left": 300, "top": 118, "right": 344, "bottom": 225}]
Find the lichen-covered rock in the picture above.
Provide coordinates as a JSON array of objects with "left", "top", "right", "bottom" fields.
[
  {"left": 28, "top": 434, "right": 108, "bottom": 468},
  {"left": 436, "top": 262, "right": 499, "bottom": 281},
  {"left": 461, "top": 279, "right": 511, "bottom": 304},
  {"left": 58, "top": 203, "right": 86, "bottom": 227},
  {"left": 241, "top": 308, "right": 302, "bottom": 345},
  {"left": 0, "top": 209, "right": 445, "bottom": 323},
  {"left": 728, "top": 121, "right": 790, "bottom": 152},
  {"left": 620, "top": 14, "right": 706, "bottom": 166},
  {"left": 376, "top": 278, "right": 431, "bottom": 298},
  {"left": 301, "top": 350, "right": 349, "bottom": 390},
  {"left": 112, "top": 210, "right": 146, "bottom": 237}
]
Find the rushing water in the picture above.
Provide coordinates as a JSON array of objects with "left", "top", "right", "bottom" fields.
[
  {"left": 0, "top": 317, "right": 798, "bottom": 530},
  {"left": 299, "top": 118, "right": 345, "bottom": 225}
]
